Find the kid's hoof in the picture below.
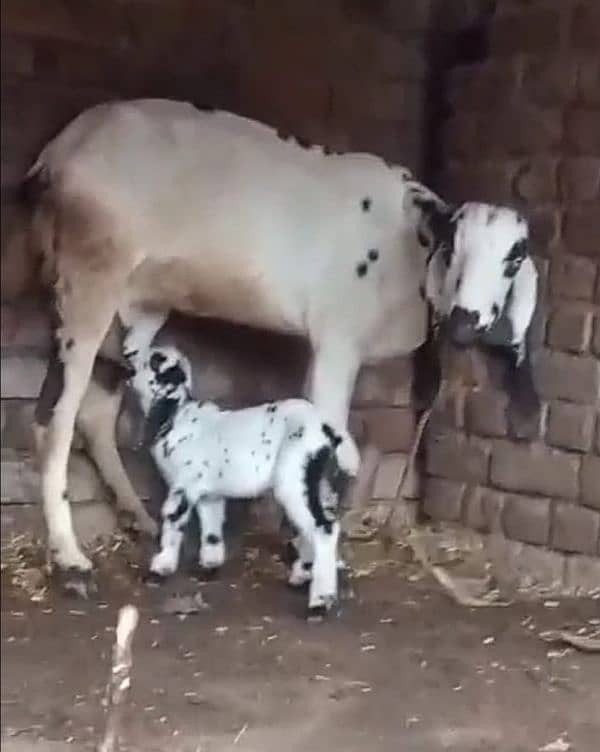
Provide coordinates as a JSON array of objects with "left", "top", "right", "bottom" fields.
[
  {"left": 143, "top": 570, "right": 166, "bottom": 587},
  {"left": 306, "top": 605, "right": 328, "bottom": 623}
]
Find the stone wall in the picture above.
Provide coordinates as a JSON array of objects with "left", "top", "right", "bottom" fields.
[
  {"left": 427, "top": 0, "right": 600, "bottom": 558},
  {"left": 1, "top": 0, "right": 434, "bottom": 515}
]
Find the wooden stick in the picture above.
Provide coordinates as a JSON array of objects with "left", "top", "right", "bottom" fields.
[{"left": 98, "top": 604, "right": 140, "bottom": 752}]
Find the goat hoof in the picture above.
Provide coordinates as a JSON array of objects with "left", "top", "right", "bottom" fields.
[
  {"left": 143, "top": 571, "right": 166, "bottom": 587},
  {"left": 56, "top": 568, "right": 98, "bottom": 600},
  {"left": 197, "top": 566, "right": 219, "bottom": 582},
  {"left": 306, "top": 605, "right": 328, "bottom": 623}
]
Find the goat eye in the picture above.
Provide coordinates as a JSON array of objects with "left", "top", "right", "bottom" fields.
[
  {"left": 455, "top": 275, "right": 462, "bottom": 292},
  {"left": 492, "top": 303, "right": 500, "bottom": 318}
]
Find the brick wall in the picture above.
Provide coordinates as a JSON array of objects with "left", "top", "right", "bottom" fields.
[
  {"left": 428, "top": 0, "right": 600, "bottom": 557},
  {"left": 1, "top": 0, "right": 434, "bottom": 508},
  {"left": 3, "top": 1, "right": 596, "bottom": 563}
]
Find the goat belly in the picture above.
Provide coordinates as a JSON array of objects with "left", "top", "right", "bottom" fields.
[{"left": 127, "top": 257, "right": 302, "bottom": 333}]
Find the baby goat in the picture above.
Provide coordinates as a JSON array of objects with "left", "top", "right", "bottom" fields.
[{"left": 124, "top": 330, "right": 358, "bottom": 614}]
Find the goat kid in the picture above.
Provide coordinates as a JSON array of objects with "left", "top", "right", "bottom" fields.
[{"left": 123, "top": 324, "right": 358, "bottom": 614}]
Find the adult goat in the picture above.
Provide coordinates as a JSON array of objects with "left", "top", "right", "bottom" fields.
[{"left": 17, "top": 99, "right": 538, "bottom": 594}]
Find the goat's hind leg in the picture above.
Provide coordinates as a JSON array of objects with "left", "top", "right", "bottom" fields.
[
  {"left": 35, "top": 298, "right": 118, "bottom": 597},
  {"left": 196, "top": 496, "right": 226, "bottom": 572}
]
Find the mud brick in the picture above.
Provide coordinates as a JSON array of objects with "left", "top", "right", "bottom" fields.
[
  {"left": 422, "top": 477, "right": 466, "bottom": 522},
  {"left": 578, "top": 57, "right": 600, "bottom": 105},
  {"left": 490, "top": 5, "right": 562, "bottom": 56},
  {"left": 446, "top": 60, "right": 519, "bottom": 110},
  {"left": 535, "top": 350, "right": 600, "bottom": 404},
  {"left": 1, "top": 0, "right": 77, "bottom": 41},
  {"left": 462, "top": 486, "right": 505, "bottom": 533},
  {"left": 380, "top": 0, "right": 435, "bottom": 32},
  {"left": 545, "top": 307, "right": 592, "bottom": 353},
  {"left": 564, "top": 554, "right": 600, "bottom": 595},
  {"left": 550, "top": 255, "right": 598, "bottom": 301},
  {"left": 375, "top": 36, "right": 428, "bottom": 80},
  {"left": 485, "top": 536, "right": 565, "bottom": 592},
  {"left": 0, "top": 301, "right": 52, "bottom": 351},
  {"left": 437, "top": 160, "right": 517, "bottom": 205},
  {"left": 506, "top": 400, "right": 544, "bottom": 443},
  {"left": 342, "top": 0, "right": 434, "bottom": 33},
  {"left": 359, "top": 407, "right": 415, "bottom": 453},
  {"left": 464, "top": 389, "right": 508, "bottom": 438},
  {"left": 552, "top": 503, "right": 600, "bottom": 555},
  {"left": 352, "top": 358, "right": 412, "bottom": 408},
  {"left": 1, "top": 34, "right": 34, "bottom": 76},
  {"left": 566, "top": 108, "right": 600, "bottom": 155},
  {"left": 514, "top": 158, "right": 559, "bottom": 204},
  {"left": 482, "top": 105, "right": 562, "bottom": 157},
  {"left": 528, "top": 206, "right": 561, "bottom": 256},
  {"left": 546, "top": 401, "right": 595, "bottom": 452},
  {"left": 1, "top": 0, "right": 131, "bottom": 50},
  {"left": 426, "top": 431, "right": 490, "bottom": 483},
  {"left": 333, "top": 80, "right": 423, "bottom": 121},
  {"left": 502, "top": 493, "right": 551, "bottom": 546},
  {"left": 0, "top": 354, "right": 47, "bottom": 400},
  {"left": 572, "top": 0, "right": 600, "bottom": 50},
  {"left": 581, "top": 455, "right": 600, "bottom": 510},
  {"left": 559, "top": 158, "right": 600, "bottom": 202},
  {"left": 427, "top": 386, "right": 466, "bottom": 433},
  {"left": 371, "top": 453, "right": 408, "bottom": 500},
  {"left": 491, "top": 440, "right": 580, "bottom": 499},
  {"left": 442, "top": 112, "right": 481, "bottom": 159},
  {"left": 521, "top": 56, "right": 579, "bottom": 107},
  {"left": 0, "top": 399, "right": 36, "bottom": 451}
]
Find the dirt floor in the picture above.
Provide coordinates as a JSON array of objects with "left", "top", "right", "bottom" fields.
[{"left": 2, "top": 527, "right": 600, "bottom": 752}]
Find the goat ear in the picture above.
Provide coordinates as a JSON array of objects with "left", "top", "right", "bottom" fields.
[
  {"left": 143, "top": 403, "right": 163, "bottom": 446},
  {"left": 502, "top": 255, "right": 541, "bottom": 424},
  {"left": 414, "top": 197, "right": 456, "bottom": 243},
  {"left": 149, "top": 352, "right": 167, "bottom": 373},
  {"left": 143, "top": 398, "right": 175, "bottom": 446}
]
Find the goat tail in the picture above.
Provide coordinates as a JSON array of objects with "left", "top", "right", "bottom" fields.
[{"left": 2, "top": 164, "right": 54, "bottom": 301}]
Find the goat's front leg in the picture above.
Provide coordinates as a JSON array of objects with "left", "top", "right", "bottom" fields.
[
  {"left": 149, "top": 489, "right": 192, "bottom": 578},
  {"left": 196, "top": 496, "right": 226, "bottom": 571},
  {"left": 280, "top": 502, "right": 340, "bottom": 615},
  {"left": 307, "top": 335, "right": 361, "bottom": 476},
  {"left": 287, "top": 534, "right": 348, "bottom": 588},
  {"left": 307, "top": 335, "right": 361, "bottom": 429}
]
